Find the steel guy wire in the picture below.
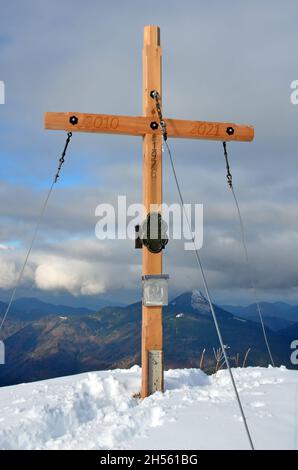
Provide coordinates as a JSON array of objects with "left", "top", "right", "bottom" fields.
[{"left": 0, "top": 132, "right": 73, "bottom": 335}]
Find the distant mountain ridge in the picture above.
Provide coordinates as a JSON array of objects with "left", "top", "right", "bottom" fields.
[
  {"left": 0, "top": 290, "right": 295, "bottom": 387},
  {"left": 2, "top": 294, "right": 297, "bottom": 328},
  {"left": 0, "top": 297, "right": 96, "bottom": 327},
  {"left": 10, "top": 297, "right": 95, "bottom": 320},
  {"left": 223, "top": 302, "right": 298, "bottom": 331}
]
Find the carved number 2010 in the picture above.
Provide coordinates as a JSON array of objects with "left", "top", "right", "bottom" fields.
[
  {"left": 80, "top": 115, "right": 119, "bottom": 130},
  {"left": 94, "top": 116, "right": 119, "bottom": 130}
]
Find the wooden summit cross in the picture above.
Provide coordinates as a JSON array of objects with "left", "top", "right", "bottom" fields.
[{"left": 44, "top": 25, "right": 254, "bottom": 398}]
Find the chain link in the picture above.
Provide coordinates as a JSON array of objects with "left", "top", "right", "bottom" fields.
[
  {"left": 222, "top": 141, "right": 233, "bottom": 188},
  {"left": 221, "top": 141, "right": 275, "bottom": 367},
  {"left": 151, "top": 90, "right": 167, "bottom": 141},
  {"left": 54, "top": 132, "right": 72, "bottom": 183},
  {"left": 0, "top": 132, "right": 73, "bottom": 335}
]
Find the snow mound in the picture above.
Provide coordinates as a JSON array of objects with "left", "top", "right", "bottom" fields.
[{"left": 0, "top": 366, "right": 297, "bottom": 450}]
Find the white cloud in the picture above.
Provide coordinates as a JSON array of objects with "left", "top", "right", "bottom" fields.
[
  {"left": 34, "top": 258, "right": 106, "bottom": 296},
  {"left": 0, "top": 235, "right": 138, "bottom": 298},
  {"left": 0, "top": 260, "right": 19, "bottom": 290},
  {"left": 0, "top": 244, "right": 9, "bottom": 251},
  {"left": 1, "top": 0, "right": 298, "bottom": 304}
]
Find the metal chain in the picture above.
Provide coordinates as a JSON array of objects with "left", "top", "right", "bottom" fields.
[
  {"left": 223, "top": 141, "right": 233, "bottom": 188},
  {"left": 151, "top": 90, "right": 254, "bottom": 449},
  {"left": 222, "top": 141, "right": 275, "bottom": 367},
  {"left": 164, "top": 138, "right": 255, "bottom": 450},
  {"left": 55, "top": 132, "right": 72, "bottom": 183},
  {"left": 0, "top": 132, "right": 73, "bottom": 335},
  {"left": 150, "top": 90, "right": 168, "bottom": 141}
]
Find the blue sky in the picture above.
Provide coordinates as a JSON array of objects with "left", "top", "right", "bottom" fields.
[{"left": 1, "top": 0, "right": 298, "bottom": 307}]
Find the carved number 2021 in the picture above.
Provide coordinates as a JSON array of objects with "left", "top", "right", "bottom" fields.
[{"left": 190, "top": 122, "right": 220, "bottom": 137}]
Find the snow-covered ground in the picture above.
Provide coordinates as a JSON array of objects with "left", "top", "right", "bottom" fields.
[{"left": 0, "top": 366, "right": 297, "bottom": 450}]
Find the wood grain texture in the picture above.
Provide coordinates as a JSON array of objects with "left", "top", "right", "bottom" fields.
[
  {"left": 44, "top": 25, "right": 255, "bottom": 399},
  {"left": 141, "top": 25, "right": 164, "bottom": 398},
  {"left": 44, "top": 112, "right": 254, "bottom": 142}
]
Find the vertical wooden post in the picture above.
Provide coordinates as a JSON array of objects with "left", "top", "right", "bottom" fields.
[{"left": 141, "top": 25, "right": 164, "bottom": 398}]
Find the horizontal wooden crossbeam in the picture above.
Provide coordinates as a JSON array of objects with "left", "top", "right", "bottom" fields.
[{"left": 44, "top": 112, "right": 254, "bottom": 142}]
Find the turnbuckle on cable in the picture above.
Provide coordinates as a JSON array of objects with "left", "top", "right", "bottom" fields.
[{"left": 54, "top": 132, "right": 73, "bottom": 183}]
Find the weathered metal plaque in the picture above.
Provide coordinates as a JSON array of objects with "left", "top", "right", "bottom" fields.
[{"left": 148, "top": 350, "right": 163, "bottom": 394}]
